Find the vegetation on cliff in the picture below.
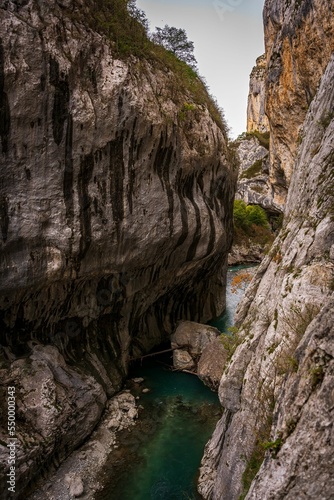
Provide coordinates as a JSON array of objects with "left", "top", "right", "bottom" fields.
[
  {"left": 240, "top": 158, "right": 265, "bottom": 180},
  {"left": 237, "top": 130, "right": 270, "bottom": 150},
  {"left": 71, "top": 0, "right": 228, "bottom": 134},
  {"left": 233, "top": 200, "right": 274, "bottom": 248}
]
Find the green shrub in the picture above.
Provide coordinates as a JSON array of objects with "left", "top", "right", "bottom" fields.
[
  {"left": 233, "top": 200, "right": 274, "bottom": 249},
  {"left": 179, "top": 102, "right": 196, "bottom": 121},
  {"left": 246, "top": 130, "right": 270, "bottom": 150},
  {"left": 239, "top": 444, "right": 265, "bottom": 499},
  {"left": 240, "top": 159, "right": 264, "bottom": 179},
  {"left": 233, "top": 200, "right": 249, "bottom": 228},
  {"left": 220, "top": 326, "right": 244, "bottom": 360},
  {"left": 233, "top": 200, "right": 269, "bottom": 229},
  {"left": 239, "top": 391, "right": 275, "bottom": 499},
  {"left": 246, "top": 205, "right": 269, "bottom": 227}
]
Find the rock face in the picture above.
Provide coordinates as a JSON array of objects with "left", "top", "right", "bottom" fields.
[
  {"left": 247, "top": 300, "right": 334, "bottom": 499},
  {"left": 247, "top": 55, "right": 269, "bottom": 134},
  {"left": 231, "top": 136, "right": 277, "bottom": 266},
  {"left": 237, "top": 136, "right": 269, "bottom": 175},
  {"left": 235, "top": 136, "right": 279, "bottom": 214},
  {"left": 29, "top": 391, "right": 139, "bottom": 499},
  {"left": 0, "top": 1, "right": 235, "bottom": 496},
  {"left": 0, "top": 344, "right": 106, "bottom": 496},
  {"left": 197, "top": 338, "right": 228, "bottom": 390},
  {"left": 228, "top": 239, "right": 267, "bottom": 266},
  {"left": 264, "top": 0, "right": 334, "bottom": 208},
  {"left": 199, "top": 1, "right": 334, "bottom": 498},
  {"left": 239, "top": 55, "right": 272, "bottom": 215}
]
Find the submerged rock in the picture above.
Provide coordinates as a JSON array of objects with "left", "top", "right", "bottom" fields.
[{"left": 132, "top": 378, "right": 145, "bottom": 384}]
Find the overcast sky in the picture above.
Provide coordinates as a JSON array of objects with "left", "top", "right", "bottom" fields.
[{"left": 136, "top": 0, "right": 265, "bottom": 138}]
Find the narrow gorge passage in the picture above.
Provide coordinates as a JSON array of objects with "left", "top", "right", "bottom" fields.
[
  {"left": 1, "top": 1, "right": 333, "bottom": 499},
  {"left": 96, "top": 266, "right": 253, "bottom": 500}
]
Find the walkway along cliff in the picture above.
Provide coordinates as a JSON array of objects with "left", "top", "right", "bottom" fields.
[
  {"left": 0, "top": 1, "right": 236, "bottom": 496},
  {"left": 199, "top": 0, "right": 334, "bottom": 498}
]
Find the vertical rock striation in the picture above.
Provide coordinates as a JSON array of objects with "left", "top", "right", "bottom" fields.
[
  {"left": 199, "top": 1, "right": 334, "bottom": 498},
  {"left": 264, "top": 0, "right": 334, "bottom": 208},
  {"left": 247, "top": 54, "right": 269, "bottom": 134},
  {"left": 0, "top": 1, "right": 236, "bottom": 496}
]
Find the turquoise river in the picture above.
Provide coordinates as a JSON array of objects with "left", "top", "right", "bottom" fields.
[{"left": 100, "top": 266, "right": 253, "bottom": 499}]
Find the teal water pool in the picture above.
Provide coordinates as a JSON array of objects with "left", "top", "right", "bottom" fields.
[
  {"left": 100, "top": 361, "right": 220, "bottom": 500},
  {"left": 100, "top": 265, "right": 256, "bottom": 499}
]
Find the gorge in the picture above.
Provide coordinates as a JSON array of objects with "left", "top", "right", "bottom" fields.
[{"left": 0, "top": 0, "right": 334, "bottom": 499}]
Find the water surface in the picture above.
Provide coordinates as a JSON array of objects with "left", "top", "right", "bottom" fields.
[
  {"left": 100, "top": 265, "right": 255, "bottom": 499},
  {"left": 100, "top": 360, "right": 220, "bottom": 499}
]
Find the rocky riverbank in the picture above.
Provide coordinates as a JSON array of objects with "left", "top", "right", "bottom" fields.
[{"left": 28, "top": 388, "right": 141, "bottom": 499}]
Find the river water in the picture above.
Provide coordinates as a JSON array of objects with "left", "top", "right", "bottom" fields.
[{"left": 99, "top": 266, "right": 253, "bottom": 500}]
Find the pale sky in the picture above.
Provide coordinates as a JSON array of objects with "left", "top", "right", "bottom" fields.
[{"left": 136, "top": 0, "right": 265, "bottom": 138}]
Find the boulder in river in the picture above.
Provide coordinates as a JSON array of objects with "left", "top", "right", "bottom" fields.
[
  {"left": 173, "top": 349, "right": 196, "bottom": 371},
  {"left": 197, "top": 338, "right": 229, "bottom": 390},
  {"left": 171, "top": 321, "right": 227, "bottom": 387},
  {"left": 171, "top": 321, "right": 220, "bottom": 356}
]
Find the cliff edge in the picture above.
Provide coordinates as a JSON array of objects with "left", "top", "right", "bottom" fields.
[
  {"left": 0, "top": 1, "right": 236, "bottom": 496},
  {"left": 199, "top": 1, "right": 334, "bottom": 498}
]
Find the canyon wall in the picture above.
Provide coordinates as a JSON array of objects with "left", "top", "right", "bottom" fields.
[
  {"left": 235, "top": 136, "right": 277, "bottom": 215},
  {"left": 247, "top": 54, "right": 269, "bottom": 134},
  {"left": 264, "top": 0, "right": 334, "bottom": 208},
  {"left": 199, "top": 0, "right": 334, "bottom": 498},
  {"left": 0, "top": 1, "right": 236, "bottom": 496}
]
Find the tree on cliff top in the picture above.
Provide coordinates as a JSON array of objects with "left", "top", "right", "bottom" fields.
[
  {"left": 151, "top": 25, "right": 198, "bottom": 69},
  {"left": 127, "top": 0, "right": 149, "bottom": 33},
  {"left": 86, "top": 0, "right": 225, "bottom": 132}
]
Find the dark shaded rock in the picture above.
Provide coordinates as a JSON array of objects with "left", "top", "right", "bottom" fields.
[{"left": 0, "top": 1, "right": 235, "bottom": 496}]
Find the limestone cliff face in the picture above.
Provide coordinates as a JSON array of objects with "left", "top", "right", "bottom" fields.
[
  {"left": 247, "top": 55, "right": 269, "bottom": 134},
  {"left": 235, "top": 136, "right": 277, "bottom": 213},
  {"left": 200, "top": 52, "right": 334, "bottom": 500},
  {"left": 0, "top": 1, "right": 235, "bottom": 496},
  {"left": 243, "top": 54, "right": 334, "bottom": 500},
  {"left": 264, "top": 0, "right": 334, "bottom": 208},
  {"left": 199, "top": 1, "right": 334, "bottom": 498}
]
